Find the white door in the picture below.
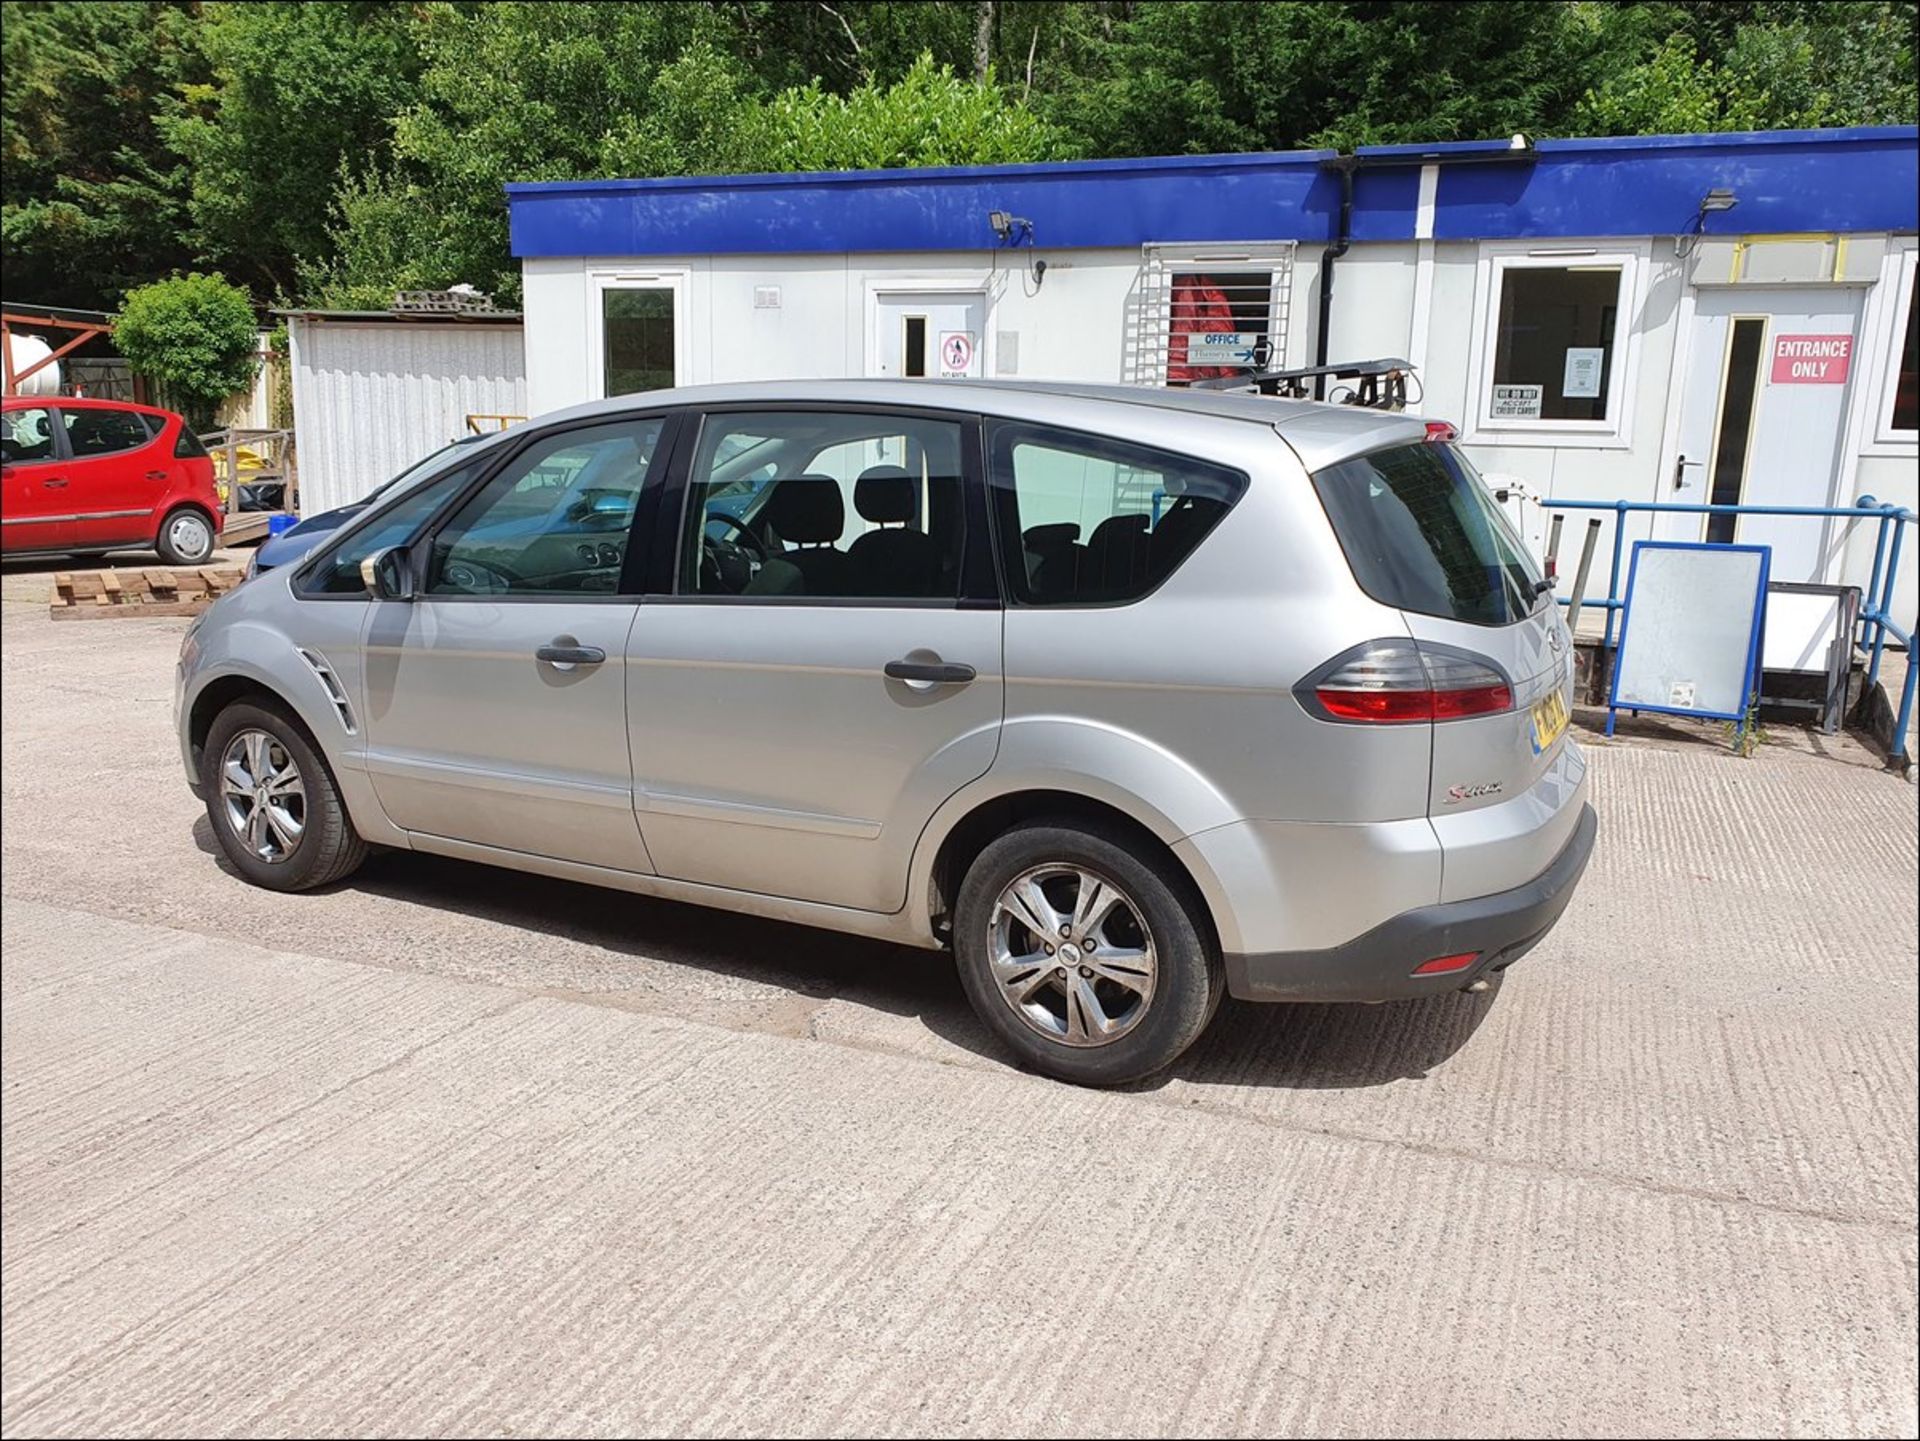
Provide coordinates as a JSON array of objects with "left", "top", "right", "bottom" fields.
[
  {"left": 1666, "top": 288, "right": 1864, "bottom": 581},
  {"left": 871, "top": 293, "right": 986, "bottom": 379}
]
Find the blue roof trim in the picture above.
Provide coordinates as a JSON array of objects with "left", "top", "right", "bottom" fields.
[
  {"left": 509, "top": 151, "right": 1356, "bottom": 256},
  {"left": 1430, "top": 128, "right": 1917, "bottom": 239},
  {"left": 508, "top": 128, "right": 1919, "bottom": 258}
]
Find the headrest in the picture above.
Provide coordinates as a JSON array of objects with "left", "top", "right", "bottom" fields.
[
  {"left": 763, "top": 474, "right": 845, "bottom": 543},
  {"left": 1087, "top": 513, "right": 1150, "bottom": 550},
  {"left": 854, "top": 465, "right": 915, "bottom": 523},
  {"left": 1023, "top": 522, "right": 1080, "bottom": 554}
]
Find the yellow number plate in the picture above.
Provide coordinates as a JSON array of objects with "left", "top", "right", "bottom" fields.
[{"left": 1530, "top": 688, "right": 1570, "bottom": 755}]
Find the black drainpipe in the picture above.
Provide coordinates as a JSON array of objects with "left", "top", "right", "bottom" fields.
[
  {"left": 1312, "top": 144, "right": 1538, "bottom": 399},
  {"left": 1314, "top": 156, "right": 1359, "bottom": 400}
]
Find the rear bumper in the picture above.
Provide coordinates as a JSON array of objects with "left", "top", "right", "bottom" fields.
[{"left": 1224, "top": 802, "right": 1597, "bottom": 1003}]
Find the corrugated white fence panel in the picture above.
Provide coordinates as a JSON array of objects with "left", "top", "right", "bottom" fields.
[{"left": 290, "top": 322, "right": 526, "bottom": 514}]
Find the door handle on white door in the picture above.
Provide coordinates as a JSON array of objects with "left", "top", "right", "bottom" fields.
[{"left": 1673, "top": 454, "right": 1704, "bottom": 491}]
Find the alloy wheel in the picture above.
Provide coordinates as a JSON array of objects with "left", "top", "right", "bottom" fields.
[
  {"left": 988, "top": 864, "right": 1157, "bottom": 1047},
  {"left": 219, "top": 729, "right": 305, "bottom": 862}
]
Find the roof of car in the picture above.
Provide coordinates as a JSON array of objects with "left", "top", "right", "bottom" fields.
[
  {"left": 529, "top": 378, "right": 1430, "bottom": 472},
  {"left": 1, "top": 395, "right": 176, "bottom": 416}
]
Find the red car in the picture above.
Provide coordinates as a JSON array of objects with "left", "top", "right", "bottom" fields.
[{"left": 1, "top": 397, "right": 222, "bottom": 564}]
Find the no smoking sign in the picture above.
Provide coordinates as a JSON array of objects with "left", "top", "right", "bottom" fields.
[{"left": 939, "top": 330, "right": 976, "bottom": 376}]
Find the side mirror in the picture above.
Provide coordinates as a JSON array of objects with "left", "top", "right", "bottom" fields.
[{"left": 359, "top": 545, "right": 416, "bottom": 602}]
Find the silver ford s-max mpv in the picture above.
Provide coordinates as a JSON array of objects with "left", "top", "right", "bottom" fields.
[{"left": 177, "top": 380, "right": 1595, "bottom": 1084}]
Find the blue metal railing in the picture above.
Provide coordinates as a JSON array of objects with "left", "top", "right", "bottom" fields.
[{"left": 1537, "top": 496, "right": 1917, "bottom": 761}]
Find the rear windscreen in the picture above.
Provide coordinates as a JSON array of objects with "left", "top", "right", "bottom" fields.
[{"left": 1311, "top": 442, "right": 1544, "bottom": 626}]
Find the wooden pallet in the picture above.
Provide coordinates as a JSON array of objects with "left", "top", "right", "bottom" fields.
[
  {"left": 220, "top": 510, "right": 277, "bottom": 547},
  {"left": 49, "top": 565, "right": 246, "bottom": 620}
]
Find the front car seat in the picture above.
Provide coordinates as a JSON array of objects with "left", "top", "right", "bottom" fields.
[
  {"left": 846, "top": 465, "right": 942, "bottom": 597},
  {"left": 757, "top": 474, "right": 854, "bottom": 595}
]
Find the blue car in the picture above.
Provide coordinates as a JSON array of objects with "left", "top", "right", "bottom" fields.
[{"left": 247, "top": 435, "right": 490, "bottom": 579}]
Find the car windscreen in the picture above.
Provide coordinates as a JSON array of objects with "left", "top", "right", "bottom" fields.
[
  {"left": 365, "top": 440, "right": 471, "bottom": 504},
  {"left": 1310, "top": 441, "right": 1544, "bottom": 626}
]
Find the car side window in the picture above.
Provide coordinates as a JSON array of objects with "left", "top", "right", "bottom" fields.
[
  {"left": 63, "top": 407, "right": 153, "bottom": 458},
  {"left": 1, "top": 408, "right": 56, "bottom": 464},
  {"left": 680, "top": 410, "right": 966, "bottom": 601},
  {"left": 987, "top": 422, "right": 1246, "bottom": 605},
  {"left": 301, "top": 464, "right": 478, "bottom": 596},
  {"left": 425, "top": 417, "right": 664, "bottom": 597}
]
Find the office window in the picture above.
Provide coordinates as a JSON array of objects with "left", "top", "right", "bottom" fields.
[
  {"left": 1166, "top": 271, "right": 1277, "bottom": 384},
  {"left": 1487, "top": 263, "right": 1623, "bottom": 423}
]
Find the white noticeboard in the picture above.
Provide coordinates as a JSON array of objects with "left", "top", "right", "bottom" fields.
[
  {"left": 1562, "top": 347, "right": 1604, "bottom": 398},
  {"left": 1490, "top": 383, "right": 1543, "bottom": 418},
  {"left": 1610, "top": 543, "right": 1771, "bottom": 728},
  {"left": 1762, "top": 589, "right": 1847, "bottom": 673}
]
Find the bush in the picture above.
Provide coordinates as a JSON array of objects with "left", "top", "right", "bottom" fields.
[{"left": 114, "top": 273, "right": 259, "bottom": 427}]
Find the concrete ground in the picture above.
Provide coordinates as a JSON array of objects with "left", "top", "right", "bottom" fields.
[{"left": 3, "top": 556, "right": 1916, "bottom": 1438}]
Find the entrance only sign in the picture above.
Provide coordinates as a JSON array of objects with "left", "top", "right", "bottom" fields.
[{"left": 1770, "top": 334, "right": 1852, "bottom": 384}]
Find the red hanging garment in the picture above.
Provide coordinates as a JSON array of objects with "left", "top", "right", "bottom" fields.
[{"left": 1167, "top": 275, "right": 1239, "bottom": 384}]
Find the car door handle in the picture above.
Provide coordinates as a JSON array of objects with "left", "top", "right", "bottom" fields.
[
  {"left": 884, "top": 659, "right": 976, "bottom": 684},
  {"left": 536, "top": 643, "right": 606, "bottom": 665},
  {"left": 146, "top": 469, "right": 169, "bottom": 480},
  {"left": 42, "top": 477, "right": 68, "bottom": 488}
]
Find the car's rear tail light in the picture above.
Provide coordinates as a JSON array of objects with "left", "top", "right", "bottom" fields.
[
  {"left": 1423, "top": 420, "right": 1459, "bottom": 442},
  {"left": 1299, "top": 640, "right": 1514, "bottom": 724},
  {"left": 1413, "top": 952, "right": 1478, "bottom": 976}
]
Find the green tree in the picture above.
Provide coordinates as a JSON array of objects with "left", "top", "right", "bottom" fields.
[
  {"left": 1575, "top": 32, "right": 1730, "bottom": 135},
  {"left": 0, "top": 0, "right": 203, "bottom": 309},
  {"left": 1038, "top": 1, "right": 1634, "bottom": 155},
  {"left": 295, "top": 164, "right": 458, "bottom": 311},
  {"left": 159, "top": 1, "right": 424, "bottom": 298},
  {"left": 1576, "top": 1, "right": 1919, "bottom": 133},
  {"left": 316, "top": 4, "right": 1069, "bottom": 306},
  {"left": 754, "top": 52, "right": 1069, "bottom": 170},
  {"left": 114, "top": 273, "right": 259, "bottom": 427},
  {"left": 597, "top": 41, "right": 772, "bottom": 180},
  {"left": 9, "top": 0, "right": 1920, "bottom": 316},
  {"left": 382, "top": 0, "right": 717, "bottom": 298}
]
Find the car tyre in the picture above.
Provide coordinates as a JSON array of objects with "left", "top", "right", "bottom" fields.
[
  {"left": 953, "top": 819, "right": 1221, "bottom": 1086},
  {"left": 201, "top": 699, "right": 367, "bottom": 892},
  {"left": 156, "top": 506, "right": 215, "bottom": 565}
]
